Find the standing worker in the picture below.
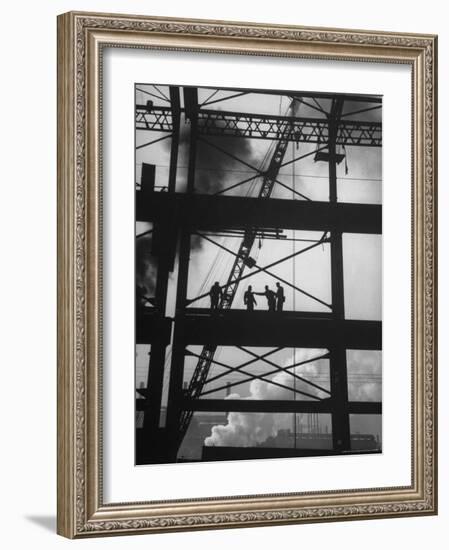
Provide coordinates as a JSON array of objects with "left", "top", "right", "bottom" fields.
[
  {"left": 275, "top": 282, "right": 285, "bottom": 312},
  {"left": 243, "top": 285, "right": 257, "bottom": 312},
  {"left": 209, "top": 281, "right": 222, "bottom": 312},
  {"left": 256, "top": 285, "right": 276, "bottom": 312}
]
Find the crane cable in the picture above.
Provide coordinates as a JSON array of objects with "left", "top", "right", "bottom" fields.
[{"left": 195, "top": 100, "right": 293, "bottom": 304}]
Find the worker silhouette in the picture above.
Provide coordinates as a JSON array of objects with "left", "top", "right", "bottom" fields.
[
  {"left": 209, "top": 281, "right": 222, "bottom": 312},
  {"left": 243, "top": 285, "right": 257, "bottom": 312},
  {"left": 256, "top": 285, "right": 276, "bottom": 312},
  {"left": 275, "top": 282, "right": 285, "bottom": 312}
]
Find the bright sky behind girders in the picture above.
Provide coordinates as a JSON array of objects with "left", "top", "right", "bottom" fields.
[{"left": 135, "top": 84, "right": 382, "bottom": 445}]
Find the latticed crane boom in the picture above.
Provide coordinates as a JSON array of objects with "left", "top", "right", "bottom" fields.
[
  {"left": 177, "top": 101, "right": 297, "bottom": 444},
  {"left": 135, "top": 87, "right": 383, "bottom": 464}
]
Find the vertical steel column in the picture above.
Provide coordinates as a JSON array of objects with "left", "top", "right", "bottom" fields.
[
  {"left": 328, "top": 98, "right": 351, "bottom": 452},
  {"left": 140, "top": 88, "right": 182, "bottom": 455},
  {"left": 168, "top": 87, "right": 181, "bottom": 193},
  {"left": 164, "top": 88, "right": 199, "bottom": 460},
  {"left": 141, "top": 298, "right": 168, "bottom": 444}
]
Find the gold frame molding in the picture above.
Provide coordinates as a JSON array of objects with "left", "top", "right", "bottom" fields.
[{"left": 57, "top": 11, "right": 438, "bottom": 538}]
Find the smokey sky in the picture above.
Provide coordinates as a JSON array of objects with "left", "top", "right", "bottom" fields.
[{"left": 135, "top": 84, "right": 382, "bottom": 449}]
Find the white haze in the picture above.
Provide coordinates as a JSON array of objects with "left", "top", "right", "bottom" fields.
[{"left": 205, "top": 348, "right": 381, "bottom": 447}]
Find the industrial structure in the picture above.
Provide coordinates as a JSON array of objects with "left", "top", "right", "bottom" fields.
[{"left": 135, "top": 85, "right": 382, "bottom": 464}]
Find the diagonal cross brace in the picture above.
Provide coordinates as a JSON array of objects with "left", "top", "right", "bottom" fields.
[
  {"left": 186, "top": 347, "right": 330, "bottom": 399},
  {"left": 188, "top": 232, "right": 331, "bottom": 309},
  {"left": 238, "top": 347, "right": 331, "bottom": 396},
  {"left": 200, "top": 135, "right": 319, "bottom": 201}
]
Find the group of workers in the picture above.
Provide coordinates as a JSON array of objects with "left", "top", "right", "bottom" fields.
[{"left": 209, "top": 281, "right": 285, "bottom": 312}]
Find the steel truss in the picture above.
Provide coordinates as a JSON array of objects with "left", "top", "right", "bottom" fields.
[
  {"left": 136, "top": 105, "right": 381, "bottom": 146},
  {"left": 135, "top": 85, "right": 382, "bottom": 464}
]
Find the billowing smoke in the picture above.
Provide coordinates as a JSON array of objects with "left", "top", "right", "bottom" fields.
[
  {"left": 168, "top": 118, "right": 259, "bottom": 194},
  {"left": 195, "top": 133, "right": 255, "bottom": 195},
  {"left": 204, "top": 348, "right": 328, "bottom": 447},
  {"left": 164, "top": 118, "right": 260, "bottom": 256},
  {"left": 137, "top": 113, "right": 257, "bottom": 294},
  {"left": 204, "top": 348, "right": 381, "bottom": 447},
  {"left": 136, "top": 233, "right": 157, "bottom": 295},
  {"left": 204, "top": 397, "right": 279, "bottom": 448}
]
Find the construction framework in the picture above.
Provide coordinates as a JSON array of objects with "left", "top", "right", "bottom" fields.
[{"left": 135, "top": 85, "right": 382, "bottom": 464}]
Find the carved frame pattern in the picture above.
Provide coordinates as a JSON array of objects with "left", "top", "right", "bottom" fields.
[{"left": 57, "top": 11, "right": 437, "bottom": 538}]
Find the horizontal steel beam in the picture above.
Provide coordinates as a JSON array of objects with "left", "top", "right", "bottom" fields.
[
  {"left": 136, "top": 192, "right": 382, "bottom": 235},
  {"left": 136, "top": 313, "right": 173, "bottom": 345},
  {"left": 181, "top": 398, "right": 382, "bottom": 414},
  {"left": 181, "top": 311, "right": 381, "bottom": 349},
  {"left": 201, "top": 446, "right": 380, "bottom": 461},
  {"left": 136, "top": 106, "right": 381, "bottom": 146},
  {"left": 136, "top": 309, "right": 382, "bottom": 348}
]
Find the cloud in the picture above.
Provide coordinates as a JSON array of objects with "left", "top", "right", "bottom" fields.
[
  {"left": 136, "top": 234, "right": 157, "bottom": 294},
  {"left": 204, "top": 348, "right": 381, "bottom": 447},
  {"left": 204, "top": 348, "right": 328, "bottom": 447}
]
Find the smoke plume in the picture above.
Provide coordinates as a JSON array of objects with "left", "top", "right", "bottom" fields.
[
  {"left": 169, "top": 118, "right": 259, "bottom": 194},
  {"left": 204, "top": 348, "right": 381, "bottom": 447},
  {"left": 195, "top": 134, "right": 255, "bottom": 195},
  {"left": 136, "top": 116, "right": 257, "bottom": 294},
  {"left": 136, "top": 234, "right": 157, "bottom": 295},
  {"left": 204, "top": 348, "right": 327, "bottom": 447}
]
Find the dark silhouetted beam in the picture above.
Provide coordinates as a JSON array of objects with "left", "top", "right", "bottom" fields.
[
  {"left": 136, "top": 192, "right": 382, "bottom": 235},
  {"left": 201, "top": 446, "right": 380, "bottom": 461},
  {"left": 177, "top": 310, "right": 381, "bottom": 350},
  {"left": 181, "top": 398, "right": 381, "bottom": 414},
  {"left": 136, "top": 313, "right": 173, "bottom": 345}
]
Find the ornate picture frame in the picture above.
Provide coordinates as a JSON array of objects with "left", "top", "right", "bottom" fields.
[{"left": 57, "top": 11, "right": 437, "bottom": 538}]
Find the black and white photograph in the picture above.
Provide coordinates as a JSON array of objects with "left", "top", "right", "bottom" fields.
[
  {"left": 135, "top": 84, "right": 382, "bottom": 465},
  {"left": 2, "top": 1, "right": 441, "bottom": 544}
]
